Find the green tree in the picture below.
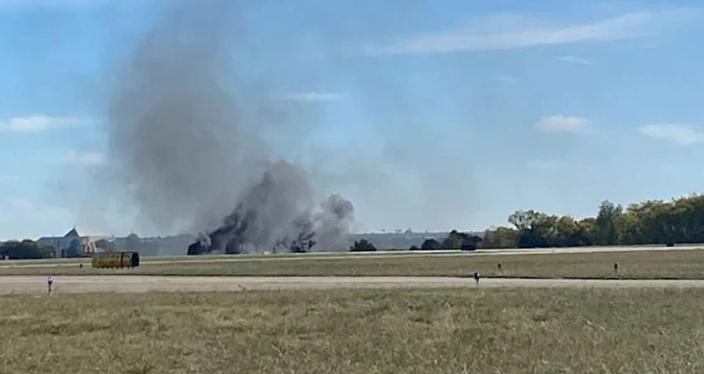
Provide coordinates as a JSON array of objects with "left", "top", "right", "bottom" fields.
[
  {"left": 441, "top": 230, "right": 481, "bottom": 250},
  {"left": 595, "top": 201, "right": 622, "bottom": 245},
  {"left": 577, "top": 218, "right": 597, "bottom": 245},
  {"left": 508, "top": 210, "right": 541, "bottom": 231},
  {"left": 420, "top": 238, "right": 441, "bottom": 250},
  {"left": 508, "top": 210, "right": 556, "bottom": 248},
  {"left": 482, "top": 227, "right": 518, "bottom": 248},
  {"left": 441, "top": 230, "right": 465, "bottom": 249},
  {"left": 615, "top": 211, "right": 641, "bottom": 244},
  {"left": 546, "top": 216, "right": 589, "bottom": 247},
  {"left": 0, "top": 240, "right": 53, "bottom": 259}
]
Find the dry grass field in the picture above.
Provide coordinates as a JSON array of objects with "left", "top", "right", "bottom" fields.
[
  {"left": 2, "top": 287, "right": 704, "bottom": 373},
  {"left": 2, "top": 248, "right": 704, "bottom": 279}
]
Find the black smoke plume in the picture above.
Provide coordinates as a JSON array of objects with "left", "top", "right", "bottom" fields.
[
  {"left": 109, "top": 2, "right": 354, "bottom": 253},
  {"left": 188, "top": 162, "right": 354, "bottom": 254}
]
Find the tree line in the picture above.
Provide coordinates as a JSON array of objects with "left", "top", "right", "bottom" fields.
[
  {"left": 352, "top": 230, "right": 483, "bottom": 251},
  {"left": 0, "top": 240, "right": 54, "bottom": 259},
  {"left": 7, "top": 194, "right": 704, "bottom": 258},
  {"left": 484, "top": 194, "right": 704, "bottom": 248},
  {"left": 351, "top": 194, "right": 704, "bottom": 251},
  {"left": 0, "top": 239, "right": 85, "bottom": 260},
  {"left": 411, "top": 230, "right": 483, "bottom": 251}
]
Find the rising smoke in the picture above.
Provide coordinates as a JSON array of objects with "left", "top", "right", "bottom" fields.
[{"left": 109, "top": 2, "right": 354, "bottom": 253}]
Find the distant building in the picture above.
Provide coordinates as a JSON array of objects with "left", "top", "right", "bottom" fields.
[
  {"left": 37, "top": 228, "right": 102, "bottom": 257},
  {"left": 98, "top": 233, "right": 196, "bottom": 256}
]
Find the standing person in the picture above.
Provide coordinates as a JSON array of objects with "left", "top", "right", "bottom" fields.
[
  {"left": 47, "top": 275, "right": 54, "bottom": 295},
  {"left": 473, "top": 272, "right": 480, "bottom": 287}
]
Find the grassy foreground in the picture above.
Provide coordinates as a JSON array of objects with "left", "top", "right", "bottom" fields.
[
  {"left": 2, "top": 288, "right": 704, "bottom": 373},
  {"left": 2, "top": 249, "right": 704, "bottom": 279}
]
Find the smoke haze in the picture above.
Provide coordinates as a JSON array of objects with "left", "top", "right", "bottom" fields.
[{"left": 109, "top": 2, "right": 354, "bottom": 251}]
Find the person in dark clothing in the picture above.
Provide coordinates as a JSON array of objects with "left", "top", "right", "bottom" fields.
[{"left": 47, "top": 275, "right": 54, "bottom": 295}]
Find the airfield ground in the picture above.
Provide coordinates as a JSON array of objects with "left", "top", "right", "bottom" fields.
[
  {"left": 1, "top": 245, "right": 704, "bottom": 279},
  {"left": 2, "top": 247, "right": 704, "bottom": 373},
  {"left": 2, "top": 287, "right": 704, "bottom": 373}
]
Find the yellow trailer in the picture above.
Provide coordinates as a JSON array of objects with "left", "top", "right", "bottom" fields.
[{"left": 91, "top": 251, "right": 140, "bottom": 269}]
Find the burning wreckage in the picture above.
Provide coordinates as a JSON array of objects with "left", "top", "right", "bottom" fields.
[{"left": 188, "top": 162, "right": 354, "bottom": 255}]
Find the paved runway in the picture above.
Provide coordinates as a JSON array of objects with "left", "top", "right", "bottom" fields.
[{"left": 3, "top": 275, "right": 704, "bottom": 294}]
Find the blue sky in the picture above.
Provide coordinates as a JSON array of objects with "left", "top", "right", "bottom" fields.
[{"left": 1, "top": 0, "right": 704, "bottom": 239}]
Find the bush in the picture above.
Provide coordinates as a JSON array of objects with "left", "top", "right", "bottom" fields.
[
  {"left": 420, "top": 239, "right": 441, "bottom": 250},
  {"left": 441, "top": 230, "right": 482, "bottom": 250}
]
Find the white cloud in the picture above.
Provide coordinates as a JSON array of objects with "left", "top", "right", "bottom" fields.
[
  {"left": 0, "top": 115, "right": 84, "bottom": 132},
  {"left": 282, "top": 92, "right": 344, "bottom": 102},
  {"left": 363, "top": 11, "right": 653, "bottom": 55},
  {"left": 640, "top": 124, "right": 704, "bottom": 145},
  {"left": 557, "top": 55, "right": 593, "bottom": 65},
  {"left": 535, "top": 115, "right": 589, "bottom": 133},
  {"left": 63, "top": 150, "right": 106, "bottom": 166}
]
